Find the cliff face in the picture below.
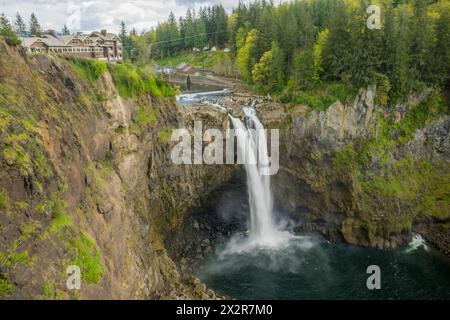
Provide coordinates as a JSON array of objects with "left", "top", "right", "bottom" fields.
[
  {"left": 259, "top": 87, "right": 449, "bottom": 254},
  {"left": 0, "top": 40, "right": 235, "bottom": 299}
]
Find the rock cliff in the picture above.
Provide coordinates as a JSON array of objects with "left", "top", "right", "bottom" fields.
[
  {"left": 258, "top": 87, "right": 449, "bottom": 254},
  {"left": 0, "top": 40, "right": 235, "bottom": 299}
]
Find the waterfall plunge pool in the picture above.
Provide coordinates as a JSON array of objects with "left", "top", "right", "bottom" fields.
[{"left": 196, "top": 233, "right": 450, "bottom": 300}]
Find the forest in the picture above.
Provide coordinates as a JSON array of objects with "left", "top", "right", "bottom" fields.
[
  {"left": 122, "top": 0, "right": 450, "bottom": 106},
  {"left": 2, "top": 0, "right": 449, "bottom": 105}
]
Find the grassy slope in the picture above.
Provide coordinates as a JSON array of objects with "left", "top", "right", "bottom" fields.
[{"left": 156, "top": 51, "right": 219, "bottom": 69}]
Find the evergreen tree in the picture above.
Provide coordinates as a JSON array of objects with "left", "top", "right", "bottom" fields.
[
  {"left": 120, "top": 21, "right": 127, "bottom": 40},
  {"left": 29, "top": 13, "right": 41, "bottom": 36},
  {"left": 292, "top": 49, "right": 315, "bottom": 90},
  {"left": 388, "top": 4, "right": 413, "bottom": 100},
  {"left": 256, "top": 3, "right": 277, "bottom": 52},
  {"left": 321, "top": 0, "right": 352, "bottom": 83},
  {"left": 0, "top": 13, "right": 21, "bottom": 45},
  {"left": 120, "top": 21, "right": 129, "bottom": 60},
  {"left": 184, "top": 9, "right": 196, "bottom": 49},
  {"left": 432, "top": 8, "right": 450, "bottom": 87},
  {"left": 214, "top": 4, "right": 228, "bottom": 47},
  {"left": 409, "top": 0, "right": 431, "bottom": 90},
  {"left": 14, "top": 12, "right": 26, "bottom": 35},
  {"left": 194, "top": 17, "right": 207, "bottom": 48},
  {"left": 62, "top": 25, "right": 69, "bottom": 35},
  {"left": 167, "top": 12, "right": 180, "bottom": 54},
  {"left": 179, "top": 17, "right": 187, "bottom": 50}
]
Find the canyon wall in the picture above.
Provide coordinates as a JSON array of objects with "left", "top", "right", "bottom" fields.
[
  {"left": 259, "top": 88, "right": 449, "bottom": 254},
  {"left": 0, "top": 40, "right": 235, "bottom": 299}
]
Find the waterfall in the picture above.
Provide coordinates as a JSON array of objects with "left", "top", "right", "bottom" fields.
[{"left": 229, "top": 105, "right": 290, "bottom": 248}]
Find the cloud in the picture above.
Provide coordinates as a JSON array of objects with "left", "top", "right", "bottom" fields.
[{"left": 0, "top": 0, "right": 240, "bottom": 34}]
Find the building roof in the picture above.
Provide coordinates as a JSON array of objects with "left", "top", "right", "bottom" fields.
[
  {"left": 56, "top": 35, "right": 75, "bottom": 45},
  {"left": 106, "top": 33, "right": 121, "bottom": 41},
  {"left": 176, "top": 63, "right": 188, "bottom": 69},
  {"left": 20, "top": 31, "right": 122, "bottom": 49},
  {"left": 20, "top": 36, "right": 69, "bottom": 47},
  {"left": 178, "top": 66, "right": 200, "bottom": 74},
  {"left": 90, "top": 31, "right": 107, "bottom": 40}
]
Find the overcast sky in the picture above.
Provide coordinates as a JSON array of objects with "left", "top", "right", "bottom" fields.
[{"left": 0, "top": 0, "right": 243, "bottom": 34}]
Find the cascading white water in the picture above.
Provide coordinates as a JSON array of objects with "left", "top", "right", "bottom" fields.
[
  {"left": 229, "top": 105, "right": 290, "bottom": 248},
  {"left": 176, "top": 89, "right": 230, "bottom": 105}
]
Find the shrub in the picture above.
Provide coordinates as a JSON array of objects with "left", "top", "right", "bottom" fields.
[
  {"left": 0, "top": 277, "right": 14, "bottom": 297},
  {"left": 66, "top": 231, "right": 104, "bottom": 284},
  {"left": 136, "top": 107, "right": 157, "bottom": 127},
  {"left": 291, "top": 82, "right": 357, "bottom": 111},
  {"left": 0, "top": 15, "right": 21, "bottom": 46},
  {"left": 0, "top": 191, "right": 9, "bottom": 210},
  {"left": 159, "top": 129, "right": 173, "bottom": 143},
  {"left": 109, "top": 63, "right": 175, "bottom": 99},
  {"left": 67, "top": 58, "right": 107, "bottom": 83}
]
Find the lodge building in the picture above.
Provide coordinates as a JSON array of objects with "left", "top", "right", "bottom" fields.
[{"left": 20, "top": 30, "right": 123, "bottom": 62}]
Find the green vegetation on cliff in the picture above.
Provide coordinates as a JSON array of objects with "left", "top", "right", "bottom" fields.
[
  {"left": 0, "top": 237, "right": 32, "bottom": 297},
  {"left": 109, "top": 63, "right": 175, "bottom": 99},
  {"left": 282, "top": 82, "right": 358, "bottom": 111},
  {"left": 66, "top": 231, "right": 104, "bottom": 284},
  {"left": 65, "top": 57, "right": 175, "bottom": 101},
  {"left": 0, "top": 190, "right": 9, "bottom": 210},
  {"left": 334, "top": 92, "right": 449, "bottom": 243},
  {"left": 67, "top": 58, "right": 107, "bottom": 84}
]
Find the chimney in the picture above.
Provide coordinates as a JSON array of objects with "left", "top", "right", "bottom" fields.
[
  {"left": 47, "top": 29, "right": 56, "bottom": 37},
  {"left": 101, "top": 30, "right": 107, "bottom": 36}
]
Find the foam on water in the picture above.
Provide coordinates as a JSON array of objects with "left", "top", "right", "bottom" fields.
[
  {"left": 176, "top": 89, "right": 230, "bottom": 104},
  {"left": 405, "top": 233, "right": 429, "bottom": 253}
]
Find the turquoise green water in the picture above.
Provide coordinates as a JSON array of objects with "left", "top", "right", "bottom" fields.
[{"left": 198, "top": 235, "right": 450, "bottom": 300}]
